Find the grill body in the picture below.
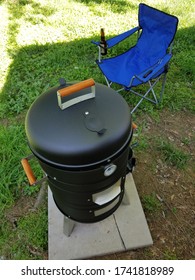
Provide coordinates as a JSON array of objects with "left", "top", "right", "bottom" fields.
[{"left": 25, "top": 81, "right": 133, "bottom": 222}]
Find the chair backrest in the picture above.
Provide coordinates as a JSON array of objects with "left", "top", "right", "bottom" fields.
[{"left": 137, "top": 3, "right": 178, "bottom": 62}]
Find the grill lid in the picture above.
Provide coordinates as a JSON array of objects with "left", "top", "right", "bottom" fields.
[{"left": 25, "top": 79, "right": 132, "bottom": 168}]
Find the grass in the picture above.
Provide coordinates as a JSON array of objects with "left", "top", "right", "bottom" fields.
[
  {"left": 142, "top": 193, "right": 162, "bottom": 213},
  {"left": 0, "top": 124, "right": 27, "bottom": 208},
  {"left": 0, "top": 0, "right": 195, "bottom": 259},
  {"left": 0, "top": 207, "right": 47, "bottom": 259},
  {"left": 156, "top": 139, "right": 191, "bottom": 169},
  {"left": 163, "top": 250, "right": 178, "bottom": 260}
]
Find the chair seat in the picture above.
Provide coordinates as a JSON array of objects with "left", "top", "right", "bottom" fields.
[{"left": 97, "top": 46, "right": 166, "bottom": 88}]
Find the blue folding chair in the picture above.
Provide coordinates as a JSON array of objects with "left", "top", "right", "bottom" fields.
[{"left": 92, "top": 3, "right": 178, "bottom": 113}]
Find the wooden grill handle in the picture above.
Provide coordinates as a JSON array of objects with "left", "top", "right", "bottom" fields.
[
  {"left": 57, "top": 78, "right": 95, "bottom": 97},
  {"left": 21, "top": 158, "right": 36, "bottom": 186},
  {"left": 132, "top": 122, "right": 137, "bottom": 130}
]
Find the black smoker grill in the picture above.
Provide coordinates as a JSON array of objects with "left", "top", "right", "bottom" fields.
[{"left": 22, "top": 79, "right": 134, "bottom": 223}]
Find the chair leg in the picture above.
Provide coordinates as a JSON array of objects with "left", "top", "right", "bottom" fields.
[
  {"left": 130, "top": 89, "right": 153, "bottom": 113},
  {"left": 117, "top": 87, "right": 125, "bottom": 93},
  {"left": 104, "top": 72, "right": 167, "bottom": 114},
  {"left": 104, "top": 75, "right": 112, "bottom": 87},
  {"left": 159, "top": 72, "right": 167, "bottom": 103},
  {"left": 148, "top": 80, "right": 158, "bottom": 103},
  {"left": 130, "top": 72, "right": 169, "bottom": 113}
]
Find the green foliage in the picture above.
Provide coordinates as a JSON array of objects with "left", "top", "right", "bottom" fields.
[
  {"left": 142, "top": 193, "right": 162, "bottom": 213},
  {"left": 0, "top": 122, "right": 42, "bottom": 208},
  {"left": 163, "top": 250, "right": 178, "bottom": 260},
  {"left": 156, "top": 139, "right": 191, "bottom": 169},
  {"left": 0, "top": 208, "right": 47, "bottom": 259},
  {"left": 0, "top": 124, "right": 26, "bottom": 207},
  {"left": 18, "top": 208, "right": 48, "bottom": 250},
  {"left": 133, "top": 123, "right": 149, "bottom": 151}
]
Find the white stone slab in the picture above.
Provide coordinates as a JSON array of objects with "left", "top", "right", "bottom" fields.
[
  {"left": 113, "top": 174, "right": 153, "bottom": 250},
  {"left": 48, "top": 174, "right": 153, "bottom": 259}
]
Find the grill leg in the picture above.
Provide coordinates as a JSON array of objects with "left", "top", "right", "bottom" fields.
[
  {"left": 63, "top": 216, "right": 75, "bottom": 237},
  {"left": 122, "top": 189, "right": 130, "bottom": 205}
]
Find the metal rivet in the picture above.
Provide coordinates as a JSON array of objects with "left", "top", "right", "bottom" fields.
[{"left": 85, "top": 111, "right": 89, "bottom": 115}]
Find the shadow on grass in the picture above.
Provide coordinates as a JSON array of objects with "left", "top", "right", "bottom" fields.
[
  {"left": 0, "top": 36, "right": 103, "bottom": 116},
  {"left": 2, "top": 0, "right": 194, "bottom": 117},
  {"left": 0, "top": 23, "right": 195, "bottom": 117}
]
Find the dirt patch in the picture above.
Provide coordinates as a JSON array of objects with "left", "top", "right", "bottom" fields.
[
  {"left": 5, "top": 182, "right": 47, "bottom": 226},
  {"left": 93, "top": 109, "right": 195, "bottom": 260},
  {"left": 5, "top": 195, "right": 36, "bottom": 229}
]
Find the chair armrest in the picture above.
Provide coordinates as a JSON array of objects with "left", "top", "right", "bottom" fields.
[
  {"left": 91, "top": 26, "right": 140, "bottom": 49},
  {"left": 107, "top": 26, "right": 140, "bottom": 48},
  {"left": 135, "top": 54, "right": 172, "bottom": 82}
]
